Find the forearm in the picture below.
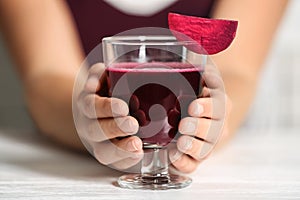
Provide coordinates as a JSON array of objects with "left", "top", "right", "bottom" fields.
[
  {"left": 24, "top": 69, "right": 85, "bottom": 150},
  {"left": 220, "top": 68, "right": 259, "bottom": 140},
  {"left": 0, "top": 0, "right": 85, "bottom": 150},
  {"left": 210, "top": 0, "right": 289, "bottom": 142}
]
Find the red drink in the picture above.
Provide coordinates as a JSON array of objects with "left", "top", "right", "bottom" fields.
[{"left": 106, "top": 62, "right": 203, "bottom": 146}]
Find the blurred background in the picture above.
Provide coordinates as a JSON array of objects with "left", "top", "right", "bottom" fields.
[
  {"left": 244, "top": 0, "right": 300, "bottom": 132},
  {"left": 0, "top": 0, "right": 299, "bottom": 133}
]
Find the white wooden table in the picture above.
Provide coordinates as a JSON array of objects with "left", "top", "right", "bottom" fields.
[{"left": 0, "top": 128, "right": 299, "bottom": 199}]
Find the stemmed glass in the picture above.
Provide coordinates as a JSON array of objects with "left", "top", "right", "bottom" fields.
[{"left": 102, "top": 36, "right": 206, "bottom": 190}]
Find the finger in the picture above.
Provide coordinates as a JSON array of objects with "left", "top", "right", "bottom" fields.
[
  {"left": 176, "top": 135, "right": 211, "bottom": 161},
  {"left": 85, "top": 75, "right": 101, "bottom": 93},
  {"left": 178, "top": 117, "right": 224, "bottom": 145},
  {"left": 93, "top": 136, "right": 143, "bottom": 166},
  {"left": 179, "top": 117, "right": 210, "bottom": 140},
  {"left": 80, "top": 94, "right": 129, "bottom": 118},
  {"left": 84, "top": 63, "right": 105, "bottom": 93},
  {"left": 201, "top": 71, "right": 224, "bottom": 90},
  {"left": 199, "top": 86, "right": 210, "bottom": 98},
  {"left": 188, "top": 97, "right": 225, "bottom": 119},
  {"left": 169, "top": 148, "right": 200, "bottom": 173},
  {"left": 84, "top": 116, "right": 139, "bottom": 142},
  {"left": 204, "top": 64, "right": 221, "bottom": 76},
  {"left": 89, "top": 63, "right": 105, "bottom": 76},
  {"left": 199, "top": 86, "right": 226, "bottom": 98}
]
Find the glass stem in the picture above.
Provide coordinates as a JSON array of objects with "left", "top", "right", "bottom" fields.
[{"left": 141, "top": 147, "right": 169, "bottom": 184}]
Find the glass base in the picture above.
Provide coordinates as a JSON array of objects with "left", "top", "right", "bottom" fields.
[{"left": 117, "top": 174, "right": 192, "bottom": 190}]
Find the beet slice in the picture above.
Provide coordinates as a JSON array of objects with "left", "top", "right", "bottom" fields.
[{"left": 168, "top": 13, "right": 238, "bottom": 55}]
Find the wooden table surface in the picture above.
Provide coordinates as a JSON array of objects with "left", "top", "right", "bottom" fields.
[{"left": 0, "top": 128, "right": 299, "bottom": 199}]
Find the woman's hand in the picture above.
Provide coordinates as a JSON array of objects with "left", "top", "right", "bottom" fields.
[
  {"left": 169, "top": 66, "right": 231, "bottom": 173},
  {"left": 74, "top": 63, "right": 230, "bottom": 173},
  {"left": 75, "top": 63, "right": 143, "bottom": 170}
]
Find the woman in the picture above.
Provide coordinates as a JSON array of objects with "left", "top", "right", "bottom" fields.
[{"left": 0, "top": 0, "right": 288, "bottom": 173}]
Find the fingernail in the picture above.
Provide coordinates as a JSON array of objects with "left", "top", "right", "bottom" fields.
[
  {"left": 191, "top": 103, "right": 203, "bottom": 116},
  {"left": 119, "top": 118, "right": 138, "bottom": 134},
  {"left": 112, "top": 101, "right": 128, "bottom": 116},
  {"left": 126, "top": 139, "right": 139, "bottom": 151},
  {"left": 179, "top": 119, "right": 196, "bottom": 134},
  {"left": 179, "top": 137, "right": 193, "bottom": 151},
  {"left": 86, "top": 76, "right": 99, "bottom": 91},
  {"left": 169, "top": 150, "right": 182, "bottom": 162}
]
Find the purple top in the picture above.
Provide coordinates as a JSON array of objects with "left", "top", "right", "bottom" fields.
[{"left": 67, "top": 0, "right": 215, "bottom": 55}]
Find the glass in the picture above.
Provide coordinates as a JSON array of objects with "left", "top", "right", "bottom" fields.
[{"left": 102, "top": 36, "right": 206, "bottom": 190}]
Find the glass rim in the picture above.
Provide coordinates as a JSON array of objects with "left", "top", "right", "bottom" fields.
[{"left": 102, "top": 35, "right": 198, "bottom": 46}]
